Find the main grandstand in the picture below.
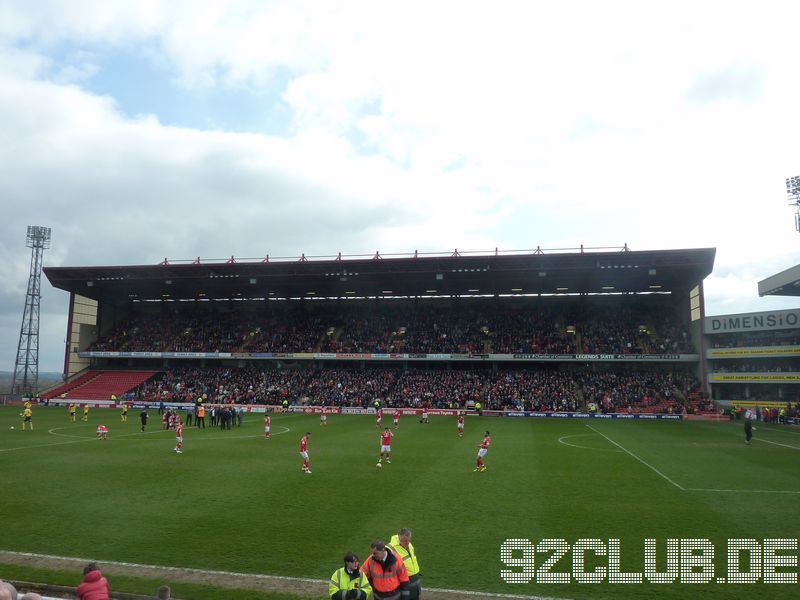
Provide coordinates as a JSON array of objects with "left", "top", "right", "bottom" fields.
[{"left": 43, "top": 246, "right": 717, "bottom": 415}]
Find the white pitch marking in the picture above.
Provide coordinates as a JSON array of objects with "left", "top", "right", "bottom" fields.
[
  {"left": 685, "top": 487, "right": 800, "bottom": 494},
  {"left": 719, "top": 423, "right": 800, "bottom": 450},
  {"left": 48, "top": 425, "right": 168, "bottom": 440},
  {"left": 0, "top": 437, "right": 102, "bottom": 453},
  {"left": 758, "top": 425, "right": 800, "bottom": 436},
  {"left": 557, "top": 433, "right": 623, "bottom": 453},
  {"left": 0, "top": 550, "right": 567, "bottom": 600},
  {"left": 47, "top": 425, "right": 99, "bottom": 439},
  {"left": 196, "top": 425, "right": 290, "bottom": 440},
  {"left": 46, "top": 424, "right": 292, "bottom": 441},
  {"left": 585, "top": 424, "right": 685, "bottom": 490},
  {"left": 756, "top": 437, "right": 800, "bottom": 451},
  {"left": 661, "top": 426, "right": 800, "bottom": 494},
  {"left": 0, "top": 425, "right": 292, "bottom": 454}
]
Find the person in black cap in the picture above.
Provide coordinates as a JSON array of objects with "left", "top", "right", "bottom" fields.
[{"left": 329, "top": 553, "right": 371, "bottom": 600}]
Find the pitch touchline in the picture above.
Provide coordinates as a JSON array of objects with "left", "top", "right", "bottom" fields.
[
  {"left": 686, "top": 429, "right": 800, "bottom": 493},
  {"left": 757, "top": 437, "right": 800, "bottom": 450},
  {"left": 758, "top": 425, "right": 800, "bottom": 436},
  {"left": 0, "top": 438, "right": 102, "bottom": 453},
  {"left": 684, "top": 487, "right": 800, "bottom": 494},
  {"left": 0, "top": 426, "right": 293, "bottom": 454},
  {"left": 0, "top": 550, "right": 567, "bottom": 600},
  {"left": 585, "top": 424, "right": 685, "bottom": 490},
  {"left": 585, "top": 425, "right": 800, "bottom": 495}
]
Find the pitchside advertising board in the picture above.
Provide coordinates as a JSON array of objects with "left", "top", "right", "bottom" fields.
[
  {"left": 36, "top": 400, "right": 684, "bottom": 419},
  {"left": 705, "top": 308, "right": 800, "bottom": 334},
  {"left": 505, "top": 412, "right": 683, "bottom": 420},
  {"left": 293, "top": 406, "right": 462, "bottom": 416},
  {"left": 78, "top": 351, "right": 697, "bottom": 362}
]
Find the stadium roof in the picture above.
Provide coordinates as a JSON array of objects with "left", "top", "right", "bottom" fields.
[
  {"left": 44, "top": 246, "right": 716, "bottom": 304},
  {"left": 758, "top": 262, "right": 800, "bottom": 297}
]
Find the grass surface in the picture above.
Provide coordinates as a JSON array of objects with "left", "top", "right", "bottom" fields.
[{"left": 1, "top": 406, "right": 799, "bottom": 599}]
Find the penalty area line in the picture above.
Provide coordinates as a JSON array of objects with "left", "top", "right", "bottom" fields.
[
  {"left": 0, "top": 550, "right": 568, "bottom": 600},
  {"left": 585, "top": 424, "right": 685, "bottom": 490}
]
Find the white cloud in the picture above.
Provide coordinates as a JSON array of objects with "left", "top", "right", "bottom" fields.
[{"left": 3, "top": 0, "right": 800, "bottom": 373}]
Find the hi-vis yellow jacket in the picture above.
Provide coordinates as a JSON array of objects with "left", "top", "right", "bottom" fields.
[
  {"left": 387, "top": 535, "right": 420, "bottom": 577},
  {"left": 329, "top": 567, "right": 372, "bottom": 599}
]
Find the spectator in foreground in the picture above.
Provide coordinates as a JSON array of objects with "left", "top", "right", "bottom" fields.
[
  {"left": 76, "top": 562, "right": 109, "bottom": 600},
  {"left": 329, "top": 553, "right": 371, "bottom": 600},
  {"left": 21, "top": 594, "right": 42, "bottom": 600},
  {"left": 0, "top": 579, "right": 17, "bottom": 600}
]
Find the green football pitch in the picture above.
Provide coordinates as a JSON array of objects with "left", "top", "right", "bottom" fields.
[{"left": 1, "top": 405, "right": 799, "bottom": 600}]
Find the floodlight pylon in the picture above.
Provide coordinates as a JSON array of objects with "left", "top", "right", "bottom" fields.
[{"left": 12, "top": 226, "right": 51, "bottom": 396}]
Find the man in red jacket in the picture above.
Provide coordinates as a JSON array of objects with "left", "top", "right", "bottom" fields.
[
  {"left": 360, "top": 539, "right": 410, "bottom": 599},
  {"left": 77, "top": 562, "right": 109, "bottom": 600}
]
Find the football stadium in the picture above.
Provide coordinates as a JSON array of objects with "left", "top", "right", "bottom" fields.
[{"left": 2, "top": 246, "right": 799, "bottom": 600}]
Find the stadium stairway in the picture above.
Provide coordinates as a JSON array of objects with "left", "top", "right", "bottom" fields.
[
  {"left": 686, "top": 390, "right": 717, "bottom": 415},
  {"left": 40, "top": 370, "right": 101, "bottom": 400},
  {"left": 43, "top": 370, "right": 158, "bottom": 401}
]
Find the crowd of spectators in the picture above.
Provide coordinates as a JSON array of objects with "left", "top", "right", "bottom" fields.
[
  {"left": 482, "top": 308, "right": 576, "bottom": 354},
  {"left": 89, "top": 299, "right": 695, "bottom": 356},
  {"left": 319, "top": 308, "right": 402, "bottom": 353},
  {"left": 132, "top": 365, "right": 700, "bottom": 413},
  {"left": 580, "top": 370, "right": 699, "bottom": 412},
  {"left": 245, "top": 309, "right": 327, "bottom": 353},
  {"left": 579, "top": 307, "right": 692, "bottom": 354}
]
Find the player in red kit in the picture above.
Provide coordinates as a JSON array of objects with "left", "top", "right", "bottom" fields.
[
  {"left": 457, "top": 413, "right": 465, "bottom": 437},
  {"left": 174, "top": 418, "right": 183, "bottom": 454},
  {"left": 393, "top": 408, "right": 400, "bottom": 430},
  {"left": 299, "top": 432, "right": 312, "bottom": 473},
  {"left": 320, "top": 405, "right": 327, "bottom": 426},
  {"left": 474, "top": 430, "right": 490, "bottom": 472},
  {"left": 264, "top": 413, "right": 271, "bottom": 439},
  {"left": 375, "top": 407, "right": 383, "bottom": 428},
  {"left": 379, "top": 427, "right": 394, "bottom": 463}
]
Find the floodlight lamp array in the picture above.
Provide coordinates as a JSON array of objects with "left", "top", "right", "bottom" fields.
[
  {"left": 25, "top": 225, "right": 51, "bottom": 249},
  {"left": 787, "top": 175, "right": 800, "bottom": 201}
]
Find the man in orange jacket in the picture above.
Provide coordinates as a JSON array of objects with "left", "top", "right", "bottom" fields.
[{"left": 360, "top": 539, "right": 410, "bottom": 600}]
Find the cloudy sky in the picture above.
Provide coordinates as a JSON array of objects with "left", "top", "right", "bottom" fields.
[{"left": 2, "top": 0, "right": 800, "bottom": 374}]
